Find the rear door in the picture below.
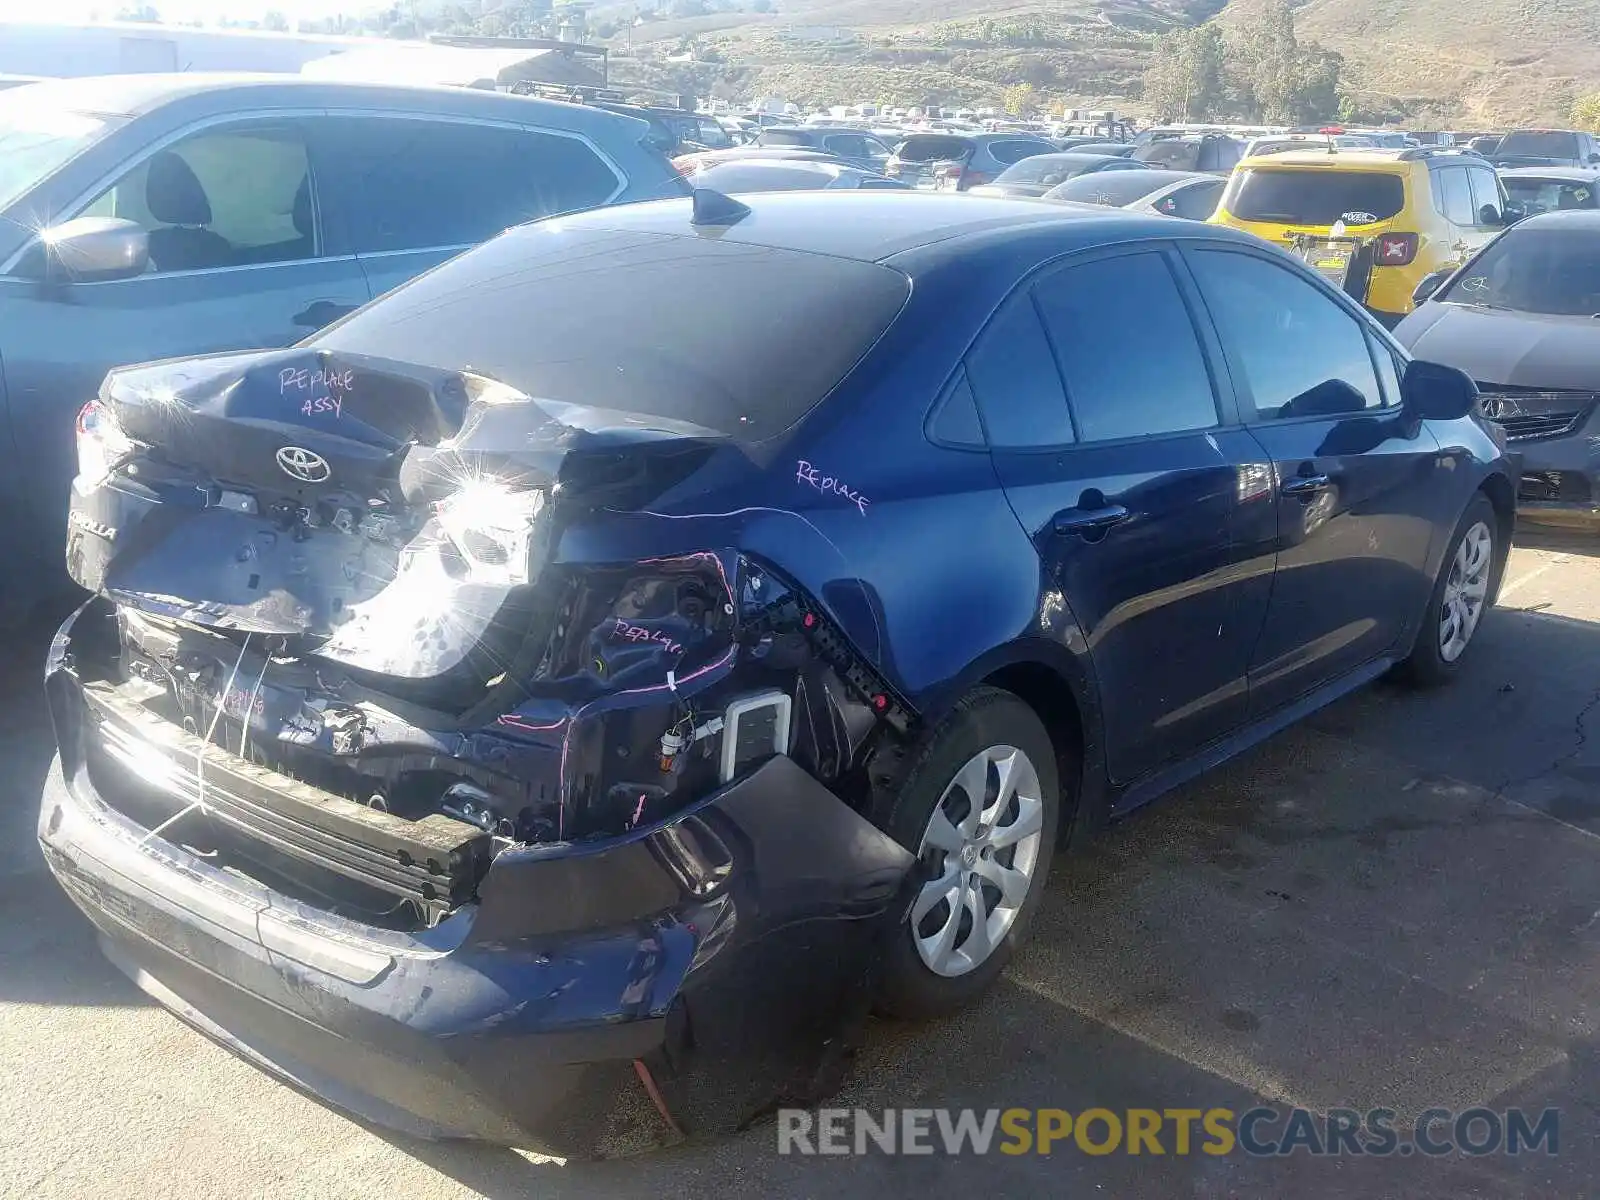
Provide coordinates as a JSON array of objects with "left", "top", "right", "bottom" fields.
[
  {"left": 1183, "top": 244, "right": 1441, "bottom": 714},
  {"left": 965, "top": 244, "right": 1274, "bottom": 784},
  {"left": 0, "top": 116, "right": 368, "bottom": 580},
  {"left": 312, "top": 114, "right": 627, "bottom": 303}
]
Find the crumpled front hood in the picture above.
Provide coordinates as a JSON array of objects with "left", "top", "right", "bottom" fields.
[
  {"left": 1399, "top": 304, "right": 1600, "bottom": 390},
  {"left": 69, "top": 347, "right": 730, "bottom": 678}
]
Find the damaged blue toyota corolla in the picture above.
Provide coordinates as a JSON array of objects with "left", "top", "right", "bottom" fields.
[{"left": 40, "top": 190, "right": 1515, "bottom": 1154}]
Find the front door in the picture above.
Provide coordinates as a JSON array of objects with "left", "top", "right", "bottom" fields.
[
  {"left": 1183, "top": 244, "right": 1442, "bottom": 715},
  {"left": 966, "top": 245, "right": 1271, "bottom": 784},
  {"left": 0, "top": 118, "right": 369, "bottom": 583}
]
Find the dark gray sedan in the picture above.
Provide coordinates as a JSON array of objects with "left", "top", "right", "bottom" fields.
[
  {"left": 0, "top": 73, "right": 683, "bottom": 619},
  {"left": 968, "top": 152, "right": 1151, "bottom": 199}
]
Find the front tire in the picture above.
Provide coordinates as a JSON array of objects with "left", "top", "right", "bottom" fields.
[
  {"left": 874, "top": 688, "right": 1061, "bottom": 1019},
  {"left": 1400, "top": 493, "right": 1498, "bottom": 685}
]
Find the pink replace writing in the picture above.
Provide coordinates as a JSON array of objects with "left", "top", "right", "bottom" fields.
[
  {"left": 796, "top": 460, "right": 870, "bottom": 515},
  {"left": 281, "top": 366, "right": 355, "bottom": 419},
  {"left": 612, "top": 619, "right": 683, "bottom": 656}
]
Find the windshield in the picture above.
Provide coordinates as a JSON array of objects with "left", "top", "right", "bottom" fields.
[
  {"left": 314, "top": 225, "right": 910, "bottom": 440},
  {"left": 1503, "top": 177, "right": 1599, "bottom": 216},
  {"left": 0, "top": 100, "right": 116, "bottom": 212},
  {"left": 1497, "top": 131, "right": 1580, "bottom": 158},
  {"left": 1135, "top": 141, "right": 1201, "bottom": 169},
  {"left": 1441, "top": 226, "right": 1600, "bottom": 315},
  {"left": 1225, "top": 168, "right": 1405, "bottom": 225}
]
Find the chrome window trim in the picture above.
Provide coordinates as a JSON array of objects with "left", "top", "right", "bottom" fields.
[{"left": 0, "top": 104, "right": 628, "bottom": 278}]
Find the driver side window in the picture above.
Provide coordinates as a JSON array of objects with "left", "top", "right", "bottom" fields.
[{"left": 80, "top": 124, "right": 318, "bottom": 274}]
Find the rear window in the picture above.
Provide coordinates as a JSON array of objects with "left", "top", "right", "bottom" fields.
[
  {"left": 1044, "top": 172, "right": 1173, "bottom": 205},
  {"left": 1135, "top": 140, "right": 1201, "bottom": 170},
  {"left": 896, "top": 135, "right": 974, "bottom": 163},
  {"left": 1225, "top": 168, "right": 1406, "bottom": 225},
  {"left": 759, "top": 129, "right": 814, "bottom": 147},
  {"left": 995, "top": 155, "right": 1093, "bottom": 185},
  {"left": 313, "top": 226, "right": 909, "bottom": 440},
  {"left": 1497, "top": 131, "right": 1580, "bottom": 158},
  {"left": 989, "top": 139, "right": 1050, "bottom": 165}
]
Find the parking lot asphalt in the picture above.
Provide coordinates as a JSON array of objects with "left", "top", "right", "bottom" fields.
[{"left": 4, "top": 529, "right": 1600, "bottom": 1199}]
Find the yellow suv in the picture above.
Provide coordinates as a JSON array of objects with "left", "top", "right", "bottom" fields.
[{"left": 1209, "top": 147, "right": 1510, "bottom": 327}]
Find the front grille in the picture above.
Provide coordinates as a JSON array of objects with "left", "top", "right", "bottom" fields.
[{"left": 1475, "top": 385, "right": 1598, "bottom": 443}]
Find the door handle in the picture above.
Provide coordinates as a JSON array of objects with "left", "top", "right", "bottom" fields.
[
  {"left": 1280, "top": 474, "right": 1333, "bottom": 498},
  {"left": 1053, "top": 504, "right": 1130, "bottom": 535},
  {"left": 293, "top": 300, "right": 358, "bottom": 328}
]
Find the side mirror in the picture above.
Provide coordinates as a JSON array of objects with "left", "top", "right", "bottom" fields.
[
  {"left": 1412, "top": 267, "right": 1453, "bottom": 306},
  {"left": 1402, "top": 359, "right": 1478, "bottom": 421},
  {"left": 1588, "top": 152, "right": 1600, "bottom": 164},
  {"left": 36, "top": 217, "right": 149, "bottom": 282},
  {"left": 1477, "top": 203, "right": 1504, "bottom": 226}
]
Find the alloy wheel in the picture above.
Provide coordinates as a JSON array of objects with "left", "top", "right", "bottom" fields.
[
  {"left": 911, "top": 745, "right": 1045, "bottom": 978},
  {"left": 1439, "top": 520, "right": 1493, "bottom": 663}
]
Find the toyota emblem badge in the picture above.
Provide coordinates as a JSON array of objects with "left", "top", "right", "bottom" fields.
[{"left": 275, "top": 445, "right": 330, "bottom": 483}]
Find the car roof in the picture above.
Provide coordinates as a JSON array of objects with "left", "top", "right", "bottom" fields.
[
  {"left": 1515, "top": 208, "right": 1600, "bottom": 229},
  {"left": 1241, "top": 148, "right": 1411, "bottom": 170},
  {"left": 542, "top": 189, "right": 1256, "bottom": 263},
  {"left": 1499, "top": 166, "right": 1600, "bottom": 180},
  {"left": 13, "top": 71, "right": 641, "bottom": 137}
]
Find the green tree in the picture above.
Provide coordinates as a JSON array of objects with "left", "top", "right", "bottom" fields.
[
  {"left": 1003, "top": 81, "right": 1037, "bottom": 117},
  {"left": 1143, "top": 24, "right": 1225, "bottom": 121},
  {"left": 1572, "top": 93, "right": 1600, "bottom": 133}
]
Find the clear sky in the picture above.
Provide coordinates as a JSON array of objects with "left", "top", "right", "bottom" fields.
[{"left": 0, "top": 1, "right": 369, "bottom": 22}]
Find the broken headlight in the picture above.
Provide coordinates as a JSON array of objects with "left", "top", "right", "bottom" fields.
[{"left": 434, "top": 481, "right": 545, "bottom": 587}]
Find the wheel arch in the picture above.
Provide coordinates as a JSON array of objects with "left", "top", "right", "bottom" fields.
[{"left": 1477, "top": 471, "right": 1516, "bottom": 603}]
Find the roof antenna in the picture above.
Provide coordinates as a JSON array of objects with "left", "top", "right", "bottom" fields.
[{"left": 691, "top": 188, "right": 752, "bottom": 227}]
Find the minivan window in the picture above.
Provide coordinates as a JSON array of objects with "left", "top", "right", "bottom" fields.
[
  {"left": 314, "top": 227, "right": 909, "bottom": 440},
  {"left": 0, "top": 103, "right": 116, "bottom": 213},
  {"left": 1226, "top": 168, "right": 1405, "bottom": 225},
  {"left": 1190, "top": 249, "right": 1384, "bottom": 419},
  {"left": 1497, "top": 131, "right": 1580, "bottom": 159},
  {"left": 327, "top": 118, "right": 621, "bottom": 254},
  {"left": 1033, "top": 252, "right": 1218, "bottom": 441}
]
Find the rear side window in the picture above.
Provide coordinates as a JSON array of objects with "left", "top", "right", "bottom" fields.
[
  {"left": 323, "top": 117, "right": 620, "bottom": 253},
  {"left": 1435, "top": 167, "right": 1475, "bottom": 225},
  {"left": 315, "top": 228, "right": 908, "bottom": 440},
  {"left": 1227, "top": 168, "right": 1405, "bottom": 225},
  {"left": 1189, "top": 249, "right": 1385, "bottom": 420},
  {"left": 965, "top": 298, "right": 1075, "bottom": 447},
  {"left": 1032, "top": 252, "right": 1218, "bottom": 441}
]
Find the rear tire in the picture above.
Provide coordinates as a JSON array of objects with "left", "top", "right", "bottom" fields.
[
  {"left": 874, "top": 688, "right": 1061, "bottom": 1019},
  {"left": 1400, "top": 493, "right": 1498, "bottom": 686}
]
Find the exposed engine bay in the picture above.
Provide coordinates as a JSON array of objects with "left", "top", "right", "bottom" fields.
[{"left": 64, "top": 348, "right": 915, "bottom": 930}]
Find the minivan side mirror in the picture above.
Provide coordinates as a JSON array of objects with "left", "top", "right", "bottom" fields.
[
  {"left": 1412, "top": 267, "right": 1454, "bottom": 306},
  {"left": 34, "top": 217, "right": 149, "bottom": 282},
  {"left": 1402, "top": 359, "right": 1478, "bottom": 421}
]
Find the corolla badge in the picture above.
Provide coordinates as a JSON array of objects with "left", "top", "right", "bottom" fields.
[{"left": 275, "top": 445, "right": 330, "bottom": 483}]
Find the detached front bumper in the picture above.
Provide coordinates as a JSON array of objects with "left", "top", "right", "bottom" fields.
[{"left": 39, "top": 607, "right": 914, "bottom": 1155}]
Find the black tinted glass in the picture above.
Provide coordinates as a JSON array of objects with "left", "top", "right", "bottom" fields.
[
  {"left": 1498, "top": 132, "right": 1580, "bottom": 158},
  {"left": 1441, "top": 226, "right": 1600, "bottom": 315},
  {"left": 315, "top": 227, "right": 909, "bottom": 439},
  {"left": 1033, "top": 252, "right": 1217, "bottom": 441},
  {"left": 1227, "top": 169, "right": 1405, "bottom": 225},
  {"left": 1190, "top": 249, "right": 1384, "bottom": 419},
  {"left": 329, "top": 118, "right": 620, "bottom": 253},
  {"left": 966, "top": 298, "right": 1075, "bottom": 447}
]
